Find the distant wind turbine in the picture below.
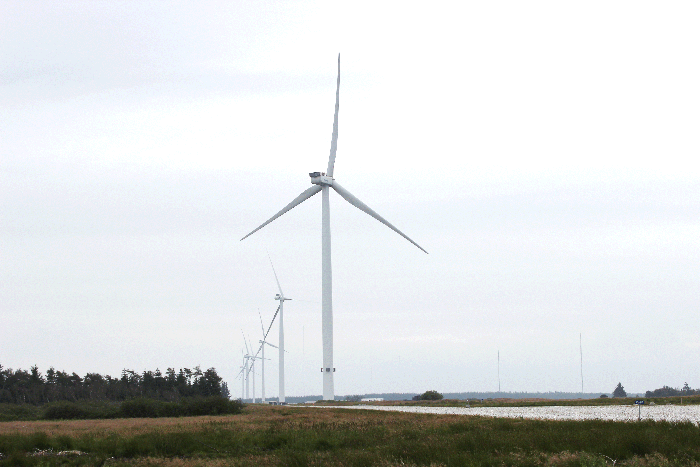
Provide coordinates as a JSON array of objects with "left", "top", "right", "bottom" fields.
[
  {"left": 241, "top": 333, "right": 252, "bottom": 401},
  {"left": 249, "top": 259, "right": 289, "bottom": 403},
  {"left": 257, "top": 309, "right": 279, "bottom": 403},
  {"left": 269, "top": 257, "right": 290, "bottom": 403},
  {"left": 235, "top": 350, "right": 246, "bottom": 401},
  {"left": 258, "top": 337, "right": 278, "bottom": 404},
  {"left": 241, "top": 54, "right": 427, "bottom": 401},
  {"left": 245, "top": 332, "right": 264, "bottom": 403}
]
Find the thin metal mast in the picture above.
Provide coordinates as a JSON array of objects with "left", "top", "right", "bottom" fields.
[
  {"left": 498, "top": 350, "right": 501, "bottom": 393},
  {"left": 579, "top": 333, "right": 584, "bottom": 394}
]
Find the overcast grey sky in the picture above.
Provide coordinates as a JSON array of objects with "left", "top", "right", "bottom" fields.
[{"left": 2, "top": 1, "right": 699, "bottom": 398}]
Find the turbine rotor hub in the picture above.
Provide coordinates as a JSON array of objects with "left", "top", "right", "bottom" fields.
[{"left": 309, "top": 172, "right": 333, "bottom": 186}]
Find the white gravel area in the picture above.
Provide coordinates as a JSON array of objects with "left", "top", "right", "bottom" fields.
[{"left": 322, "top": 404, "right": 700, "bottom": 424}]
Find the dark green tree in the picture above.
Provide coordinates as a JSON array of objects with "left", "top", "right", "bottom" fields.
[
  {"left": 221, "top": 381, "right": 231, "bottom": 399},
  {"left": 198, "top": 368, "right": 223, "bottom": 396},
  {"left": 613, "top": 382, "right": 627, "bottom": 398},
  {"left": 419, "top": 390, "right": 443, "bottom": 400}
]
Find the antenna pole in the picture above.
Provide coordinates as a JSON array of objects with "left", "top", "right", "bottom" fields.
[
  {"left": 580, "top": 333, "right": 584, "bottom": 394},
  {"left": 498, "top": 350, "right": 500, "bottom": 393}
]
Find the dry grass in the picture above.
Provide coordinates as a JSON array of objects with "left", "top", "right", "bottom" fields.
[
  {"left": 2, "top": 405, "right": 699, "bottom": 466},
  {"left": 0, "top": 415, "right": 225, "bottom": 437}
]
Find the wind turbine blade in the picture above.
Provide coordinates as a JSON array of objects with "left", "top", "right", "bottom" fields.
[
  {"left": 268, "top": 255, "right": 284, "bottom": 297},
  {"left": 258, "top": 310, "right": 265, "bottom": 336},
  {"left": 266, "top": 342, "right": 279, "bottom": 349},
  {"left": 265, "top": 304, "right": 281, "bottom": 338},
  {"left": 326, "top": 54, "right": 340, "bottom": 177},
  {"left": 241, "top": 185, "right": 322, "bottom": 241},
  {"left": 248, "top": 333, "right": 261, "bottom": 360},
  {"left": 332, "top": 182, "right": 428, "bottom": 254},
  {"left": 242, "top": 330, "right": 250, "bottom": 355},
  {"left": 253, "top": 343, "right": 263, "bottom": 360}
]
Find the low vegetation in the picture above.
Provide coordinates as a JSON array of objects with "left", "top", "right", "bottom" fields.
[
  {"left": 646, "top": 383, "right": 700, "bottom": 397},
  {"left": 1, "top": 404, "right": 699, "bottom": 466},
  {"left": 413, "top": 390, "right": 444, "bottom": 401},
  {"left": 0, "top": 397, "right": 243, "bottom": 422}
]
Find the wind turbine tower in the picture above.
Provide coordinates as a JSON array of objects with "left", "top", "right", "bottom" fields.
[
  {"left": 241, "top": 55, "right": 427, "bottom": 401},
  {"left": 258, "top": 337, "right": 278, "bottom": 403},
  {"left": 257, "top": 309, "right": 279, "bottom": 403},
  {"left": 269, "top": 258, "right": 290, "bottom": 403}
]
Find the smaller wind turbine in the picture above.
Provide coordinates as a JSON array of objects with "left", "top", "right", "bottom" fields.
[
  {"left": 258, "top": 343, "right": 278, "bottom": 403},
  {"left": 242, "top": 331, "right": 254, "bottom": 402},
  {"left": 246, "top": 332, "right": 261, "bottom": 403},
  {"left": 257, "top": 310, "right": 279, "bottom": 403},
  {"left": 235, "top": 349, "right": 246, "bottom": 401},
  {"left": 268, "top": 257, "right": 291, "bottom": 403}
]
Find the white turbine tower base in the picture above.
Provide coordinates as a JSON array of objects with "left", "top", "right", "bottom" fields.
[
  {"left": 241, "top": 55, "right": 427, "bottom": 401},
  {"left": 256, "top": 306, "right": 279, "bottom": 404},
  {"left": 259, "top": 338, "right": 278, "bottom": 403}
]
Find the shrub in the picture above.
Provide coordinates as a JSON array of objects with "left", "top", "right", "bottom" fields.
[
  {"left": 0, "top": 403, "right": 39, "bottom": 421},
  {"left": 180, "top": 396, "right": 244, "bottom": 416},
  {"left": 41, "top": 402, "right": 91, "bottom": 420},
  {"left": 119, "top": 398, "right": 164, "bottom": 418},
  {"left": 118, "top": 396, "right": 243, "bottom": 418},
  {"left": 419, "top": 390, "right": 443, "bottom": 401}
]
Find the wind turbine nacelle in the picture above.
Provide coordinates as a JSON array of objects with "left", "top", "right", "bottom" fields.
[{"left": 309, "top": 172, "right": 333, "bottom": 186}]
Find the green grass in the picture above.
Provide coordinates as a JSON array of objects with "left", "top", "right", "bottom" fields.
[
  {"left": 0, "top": 397, "right": 242, "bottom": 422},
  {"left": 1, "top": 405, "right": 699, "bottom": 466}
]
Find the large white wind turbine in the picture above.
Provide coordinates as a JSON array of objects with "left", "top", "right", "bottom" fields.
[{"left": 241, "top": 55, "right": 427, "bottom": 401}]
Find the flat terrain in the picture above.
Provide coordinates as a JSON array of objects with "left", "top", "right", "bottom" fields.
[
  {"left": 332, "top": 403, "right": 700, "bottom": 423},
  {"left": 2, "top": 404, "right": 700, "bottom": 466}
]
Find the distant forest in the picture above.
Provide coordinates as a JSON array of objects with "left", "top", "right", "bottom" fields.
[
  {"left": 645, "top": 383, "right": 699, "bottom": 398},
  {"left": 0, "top": 364, "right": 228, "bottom": 405}
]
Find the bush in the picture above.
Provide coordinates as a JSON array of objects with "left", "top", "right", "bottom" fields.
[
  {"left": 118, "top": 396, "right": 243, "bottom": 418},
  {"left": 419, "top": 390, "right": 443, "bottom": 401},
  {"left": 41, "top": 402, "right": 91, "bottom": 420},
  {"left": 14, "top": 396, "right": 243, "bottom": 421},
  {"left": 180, "top": 396, "right": 243, "bottom": 416},
  {"left": 0, "top": 403, "right": 39, "bottom": 421},
  {"left": 119, "top": 398, "right": 165, "bottom": 418}
]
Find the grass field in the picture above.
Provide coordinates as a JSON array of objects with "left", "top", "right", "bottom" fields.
[{"left": 1, "top": 404, "right": 699, "bottom": 466}]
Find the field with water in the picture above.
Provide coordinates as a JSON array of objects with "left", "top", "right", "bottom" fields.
[{"left": 2, "top": 403, "right": 700, "bottom": 466}]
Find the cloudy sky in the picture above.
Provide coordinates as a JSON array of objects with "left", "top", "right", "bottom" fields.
[{"left": 2, "top": 1, "right": 699, "bottom": 399}]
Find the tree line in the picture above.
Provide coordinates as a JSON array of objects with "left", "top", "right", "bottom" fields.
[
  {"left": 0, "top": 364, "right": 229, "bottom": 405},
  {"left": 645, "top": 382, "right": 699, "bottom": 398}
]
